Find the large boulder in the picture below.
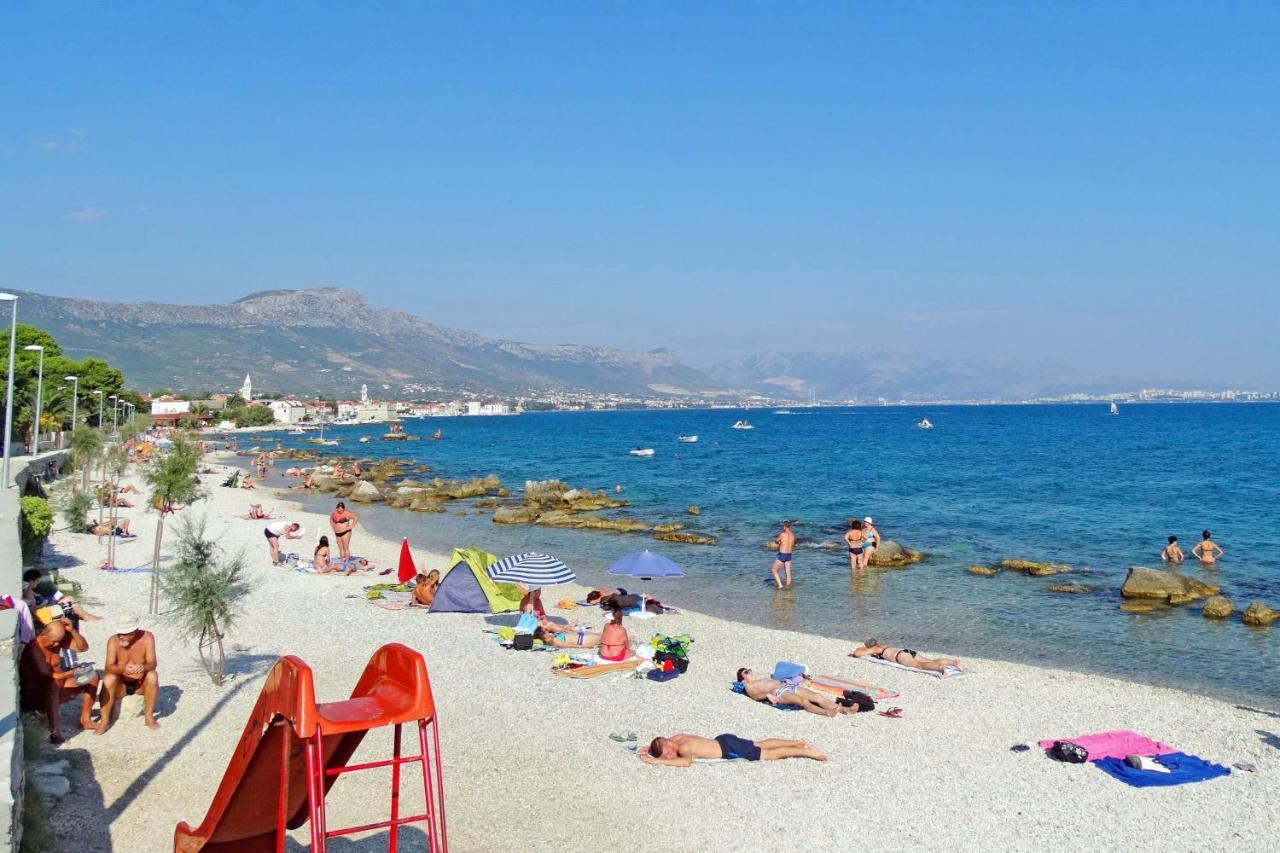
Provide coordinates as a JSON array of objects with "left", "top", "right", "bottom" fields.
[
  {"left": 868, "top": 541, "right": 924, "bottom": 568},
  {"left": 1121, "top": 567, "right": 1219, "bottom": 604},
  {"left": 686, "top": 506, "right": 701, "bottom": 516},
  {"left": 653, "top": 530, "right": 717, "bottom": 546},
  {"left": 348, "top": 481, "right": 383, "bottom": 503},
  {"left": 1201, "top": 596, "right": 1233, "bottom": 619},
  {"left": 578, "top": 516, "right": 650, "bottom": 533},
  {"left": 492, "top": 505, "right": 539, "bottom": 525},
  {"left": 524, "top": 479, "right": 571, "bottom": 504},
  {"left": 968, "top": 565, "right": 999, "bottom": 576},
  {"left": 441, "top": 478, "right": 488, "bottom": 499},
  {"left": 1000, "top": 558, "right": 1070, "bottom": 577},
  {"left": 409, "top": 494, "right": 446, "bottom": 513},
  {"left": 1242, "top": 601, "right": 1279, "bottom": 627}
]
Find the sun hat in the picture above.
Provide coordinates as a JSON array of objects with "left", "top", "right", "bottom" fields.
[{"left": 864, "top": 516, "right": 873, "bottom": 523}]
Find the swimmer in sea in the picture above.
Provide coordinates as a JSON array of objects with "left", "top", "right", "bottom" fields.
[
  {"left": 1160, "top": 535, "right": 1184, "bottom": 564},
  {"left": 1191, "top": 530, "right": 1223, "bottom": 565},
  {"left": 843, "top": 519, "right": 865, "bottom": 574},
  {"left": 771, "top": 521, "right": 796, "bottom": 589}
]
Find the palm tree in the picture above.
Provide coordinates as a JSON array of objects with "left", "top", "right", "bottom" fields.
[
  {"left": 143, "top": 438, "right": 205, "bottom": 614},
  {"left": 68, "top": 427, "right": 104, "bottom": 492}
]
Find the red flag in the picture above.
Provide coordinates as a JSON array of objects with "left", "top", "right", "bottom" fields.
[{"left": 397, "top": 538, "right": 418, "bottom": 584}]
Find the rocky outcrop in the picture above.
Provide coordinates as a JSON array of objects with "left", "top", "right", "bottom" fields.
[
  {"left": 686, "top": 506, "right": 701, "bottom": 515},
  {"left": 1201, "top": 596, "right": 1233, "bottom": 619},
  {"left": 868, "top": 541, "right": 924, "bottom": 568},
  {"left": 1048, "top": 583, "right": 1095, "bottom": 594},
  {"left": 1120, "top": 567, "right": 1219, "bottom": 604},
  {"left": 968, "top": 565, "right": 999, "bottom": 576},
  {"left": 523, "top": 479, "right": 571, "bottom": 503},
  {"left": 652, "top": 523, "right": 684, "bottom": 534},
  {"left": 409, "top": 494, "right": 446, "bottom": 513},
  {"left": 492, "top": 505, "right": 539, "bottom": 524},
  {"left": 1000, "top": 559, "right": 1070, "bottom": 577},
  {"left": 653, "top": 530, "right": 717, "bottom": 546},
  {"left": 368, "top": 459, "right": 406, "bottom": 483},
  {"left": 348, "top": 481, "right": 383, "bottom": 503},
  {"left": 1242, "top": 602, "right": 1279, "bottom": 627},
  {"left": 1120, "top": 601, "right": 1166, "bottom": 614}
]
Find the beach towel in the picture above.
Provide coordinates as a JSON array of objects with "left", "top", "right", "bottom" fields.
[
  {"left": 552, "top": 658, "right": 641, "bottom": 679},
  {"left": 861, "top": 656, "right": 965, "bottom": 678},
  {"left": 730, "top": 682, "right": 803, "bottom": 711},
  {"left": 807, "top": 675, "right": 899, "bottom": 702},
  {"left": 1094, "top": 753, "right": 1230, "bottom": 787},
  {"left": 1036, "top": 731, "right": 1176, "bottom": 762},
  {"left": 626, "top": 745, "right": 740, "bottom": 765}
]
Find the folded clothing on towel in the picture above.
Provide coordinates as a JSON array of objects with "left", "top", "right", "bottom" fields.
[
  {"left": 1094, "top": 752, "right": 1230, "bottom": 787},
  {"left": 1036, "top": 730, "right": 1176, "bottom": 762}
]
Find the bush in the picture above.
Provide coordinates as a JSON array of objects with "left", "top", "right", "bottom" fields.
[
  {"left": 160, "top": 516, "right": 247, "bottom": 685},
  {"left": 19, "top": 496, "right": 54, "bottom": 563},
  {"left": 61, "top": 490, "right": 92, "bottom": 533}
]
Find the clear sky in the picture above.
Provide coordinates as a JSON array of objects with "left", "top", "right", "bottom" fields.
[{"left": 3, "top": 2, "right": 1278, "bottom": 385}]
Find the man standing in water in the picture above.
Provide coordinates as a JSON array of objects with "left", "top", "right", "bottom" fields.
[
  {"left": 1192, "top": 530, "right": 1224, "bottom": 565},
  {"left": 771, "top": 521, "right": 796, "bottom": 589}
]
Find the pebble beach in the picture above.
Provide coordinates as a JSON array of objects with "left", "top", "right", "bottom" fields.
[{"left": 35, "top": 454, "right": 1280, "bottom": 852}]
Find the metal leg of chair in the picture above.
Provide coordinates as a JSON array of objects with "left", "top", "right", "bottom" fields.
[
  {"left": 431, "top": 718, "right": 447, "bottom": 852},
  {"left": 389, "top": 723, "right": 402, "bottom": 853}
]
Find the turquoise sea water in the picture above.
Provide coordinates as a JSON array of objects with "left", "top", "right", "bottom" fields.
[{"left": 261, "top": 404, "right": 1280, "bottom": 705}]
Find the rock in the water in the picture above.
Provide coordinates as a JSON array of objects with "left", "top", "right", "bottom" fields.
[
  {"left": 1048, "top": 583, "right": 1095, "bottom": 594},
  {"left": 968, "top": 565, "right": 999, "bottom": 576},
  {"left": 653, "top": 530, "right": 717, "bottom": 546},
  {"left": 686, "top": 505, "right": 701, "bottom": 515},
  {"left": 1119, "top": 601, "right": 1165, "bottom": 614},
  {"left": 578, "top": 516, "right": 650, "bottom": 533},
  {"left": 652, "top": 523, "right": 684, "bottom": 534},
  {"left": 763, "top": 540, "right": 778, "bottom": 550},
  {"left": 348, "top": 481, "right": 383, "bottom": 503},
  {"left": 33, "top": 774, "right": 70, "bottom": 798},
  {"left": 1000, "top": 558, "right": 1070, "bottom": 576},
  {"left": 481, "top": 473, "right": 502, "bottom": 490},
  {"left": 523, "top": 479, "right": 571, "bottom": 504},
  {"left": 409, "top": 494, "right": 446, "bottom": 513},
  {"left": 1120, "top": 566, "right": 1219, "bottom": 604},
  {"left": 1242, "top": 601, "right": 1279, "bottom": 627},
  {"left": 492, "top": 505, "right": 538, "bottom": 524},
  {"left": 867, "top": 541, "right": 924, "bottom": 568},
  {"left": 1201, "top": 596, "right": 1233, "bottom": 619}
]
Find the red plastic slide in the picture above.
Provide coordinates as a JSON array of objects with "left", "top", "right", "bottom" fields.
[{"left": 174, "top": 642, "right": 446, "bottom": 852}]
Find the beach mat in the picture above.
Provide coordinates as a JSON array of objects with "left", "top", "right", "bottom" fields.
[
  {"left": 1095, "top": 752, "right": 1230, "bottom": 787},
  {"left": 807, "top": 675, "right": 899, "bottom": 702},
  {"left": 861, "top": 657, "right": 965, "bottom": 678},
  {"left": 1036, "top": 730, "right": 1176, "bottom": 761},
  {"left": 552, "top": 658, "right": 641, "bottom": 679}
]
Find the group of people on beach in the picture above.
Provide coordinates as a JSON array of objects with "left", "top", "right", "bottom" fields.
[{"left": 769, "top": 517, "right": 882, "bottom": 588}]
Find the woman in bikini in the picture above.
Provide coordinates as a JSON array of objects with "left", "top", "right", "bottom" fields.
[
  {"left": 843, "top": 519, "right": 865, "bottom": 573},
  {"left": 860, "top": 517, "right": 880, "bottom": 569},
  {"left": 329, "top": 502, "right": 359, "bottom": 560},
  {"left": 413, "top": 570, "right": 441, "bottom": 606},
  {"left": 851, "top": 640, "right": 965, "bottom": 674},
  {"left": 1191, "top": 530, "right": 1223, "bottom": 566}
]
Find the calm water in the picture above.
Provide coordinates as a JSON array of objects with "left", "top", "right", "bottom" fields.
[{"left": 257, "top": 404, "right": 1280, "bottom": 705}]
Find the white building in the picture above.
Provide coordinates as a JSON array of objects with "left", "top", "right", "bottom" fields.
[
  {"left": 466, "top": 401, "right": 510, "bottom": 416},
  {"left": 268, "top": 398, "right": 306, "bottom": 425},
  {"left": 239, "top": 374, "right": 253, "bottom": 401}
]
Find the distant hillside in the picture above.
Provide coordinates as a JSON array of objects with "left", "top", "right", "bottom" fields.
[{"left": 12, "top": 288, "right": 729, "bottom": 398}]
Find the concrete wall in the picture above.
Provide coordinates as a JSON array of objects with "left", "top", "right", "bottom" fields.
[{"left": 0, "top": 451, "right": 70, "bottom": 852}]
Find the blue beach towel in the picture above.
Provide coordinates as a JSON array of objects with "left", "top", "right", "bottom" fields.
[
  {"left": 771, "top": 662, "right": 808, "bottom": 682},
  {"left": 1094, "top": 753, "right": 1231, "bottom": 787},
  {"left": 730, "top": 681, "right": 803, "bottom": 710}
]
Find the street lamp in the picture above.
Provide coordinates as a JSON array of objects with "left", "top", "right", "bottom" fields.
[
  {"left": 0, "top": 292, "right": 17, "bottom": 487},
  {"left": 64, "top": 376, "right": 78, "bottom": 429},
  {"left": 109, "top": 394, "right": 118, "bottom": 435},
  {"left": 93, "top": 389, "right": 104, "bottom": 429},
  {"left": 23, "top": 344, "right": 44, "bottom": 455}
]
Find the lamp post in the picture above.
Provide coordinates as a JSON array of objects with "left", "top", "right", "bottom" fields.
[
  {"left": 93, "top": 389, "right": 104, "bottom": 429},
  {"left": 0, "top": 292, "right": 17, "bottom": 487},
  {"left": 109, "top": 394, "right": 118, "bottom": 435},
  {"left": 23, "top": 344, "right": 44, "bottom": 455},
  {"left": 64, "top": 375, "right": 78, "bottom": 429}
]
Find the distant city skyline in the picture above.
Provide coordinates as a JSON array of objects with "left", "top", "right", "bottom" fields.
[{"left": 3, "top": 3, "right": 1278, "bottom": 388}]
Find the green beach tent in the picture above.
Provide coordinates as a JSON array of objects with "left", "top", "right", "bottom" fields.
[{"left": 430, "top": 546, "right": 524, "bottom": 613}]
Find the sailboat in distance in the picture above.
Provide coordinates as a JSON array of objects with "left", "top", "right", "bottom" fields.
[{"left": 1110, "top": 402, "right": 1119, "bottom": 416}]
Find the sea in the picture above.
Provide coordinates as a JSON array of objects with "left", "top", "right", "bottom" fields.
[{"left": 250, "top": 404, "right": 1280, "bottom": 706}]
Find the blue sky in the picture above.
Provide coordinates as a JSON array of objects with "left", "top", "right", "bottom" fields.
[{"left": 3, "top": 2, "right": 1278, "bottom": 384}]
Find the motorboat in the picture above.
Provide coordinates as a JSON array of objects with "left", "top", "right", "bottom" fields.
[
  {"left": 629, "top": 447, "right": 655, "bottom": 457},
  {"left": 358, "top": 435, "right": 372, "bottom": 443},
  {"left": 287, "top": 428, "right": 305, "bottom": 435},
  {"left": 676, "top": 434, "right": 699, "bottom": 443},
  {"left": 1110, "top": 402, "right": 1119, "bottom": 416},
  {"left": 731, "top": 420, "right": 754, "bottom": 430},
  {"left": 917, "top": 418, "right": 934, "bottom": 430}
]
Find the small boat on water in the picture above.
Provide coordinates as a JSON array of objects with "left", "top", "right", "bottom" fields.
[
  {"left": 629, "top": 447, "right": 655, "bottom": 457},
  {"left": 287, "top": 428, "right": 305, "bottom": 435},
  {"left": 677, "top": 434, "right": 699, "bottom": 443},
  {"left": 430, "top": 428, "right": 443, "bottom": 440},
  {"left": 731, "top": 420, "right": 754, "bottom": 430},
  {"left": 917, "top": 418, "right": 934, "bottom": 430},
  {"left": 773, "top": 409, "right": 793, "bottom": 415},
  {"left": 358, "top": 435, "right": 372, "bottom": 443},
  {"left": 1110, "top": 402, "right": 1120, "bottom": 416}
]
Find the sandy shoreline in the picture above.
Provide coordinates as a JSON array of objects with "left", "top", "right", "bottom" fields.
[{"left": 32, "top": 454, "right": 1280, "bottom": 851}]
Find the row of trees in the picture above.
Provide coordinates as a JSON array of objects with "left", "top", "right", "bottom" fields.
[{"left": 0, "top": 323, "right": 142, "bottom": 445}]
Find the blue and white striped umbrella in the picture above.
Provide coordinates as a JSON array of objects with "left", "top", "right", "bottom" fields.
[{"left": 486, "top": 552, "right": 576, "bottom": 587}]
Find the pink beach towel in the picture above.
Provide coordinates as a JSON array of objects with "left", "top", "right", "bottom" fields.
[{"left": 1037, "top": 730, "right": 1176, "bottom": 761}]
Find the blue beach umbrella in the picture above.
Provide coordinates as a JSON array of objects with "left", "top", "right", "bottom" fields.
[
  {"left": 608, "top": 550, "right": 684, "bottom": 580},
  {"left": 486, "top": 552, "right": 576, "bottom": 587}
]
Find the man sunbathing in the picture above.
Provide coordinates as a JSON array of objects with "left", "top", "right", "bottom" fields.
[
  {"left": 643, "top": 733, "right": 828, "bottom": 766},
  {"left": 851, "top": 640, "right": 965, "bottom": 674},
  {"left": 87, "top": 517, "right": 135, "bottom": 542},
  {"left": 736, "top": 667, "right": 872, "bottom": 716},
  {"left": 97, "top": 624, "right": 161, "bottom": 733}
]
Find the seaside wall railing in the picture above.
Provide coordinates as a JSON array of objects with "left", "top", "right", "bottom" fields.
[{"left": 0, "top": 450, "right": 70, "bottom": 852}]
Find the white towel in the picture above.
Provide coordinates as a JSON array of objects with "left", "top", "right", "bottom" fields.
[{"left": 863, "top": 656, "right": 965, "bottom": 678}]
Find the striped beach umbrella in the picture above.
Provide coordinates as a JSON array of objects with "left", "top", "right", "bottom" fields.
[{"left": 486, "top": 552, "right": 576, "bottom": 587}]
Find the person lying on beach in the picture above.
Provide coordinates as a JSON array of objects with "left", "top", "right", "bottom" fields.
[
  {"left": 736, "top": 668, "right": 872, "bottom": 715},
  {"left": 534, "top": 623, "right": 607, "bottom": 649},
  {"left": 116, "top": 483, "right": 141, "bottom": 495},
  {"left": 1192, "top": 530, "right": 1223, "bottom": 565},
  {"left": 1161, "top": 535, "right": 1184, "bottom": 564},
  {"left": 851, "top": 641, "right": 966, "bottom": 674},
  {"left": 587, "top": 589, "right": 665, "bottom": 614},
  {"left": 414, "top": 570, "right": 440, "bottom": 606},
  {"left": 109, "top": 492, "right": 134, "bottom": 508},
  {"left": 643, "top": 734, "right": 828, "bottom": 766},
  {"left": 87, "top": 517, "right": 135, "bottom": 541},
  {"left": 585, "top": 588, "right": 626, "bottom": 603},
  {"left": 18, "top": 619, "right": 99, "bottom": 743},
  {"left": 96, "top": 624, "right": 160, "bottom": 733},
  {"left": 286, "top": 468, "right": 302, "bottom": 477},
  {"left": 247, "top": 503, "right": 269, "bottom": 519},
  {"left": 291, "top": 475, "right": 315, "bottom": 491}
]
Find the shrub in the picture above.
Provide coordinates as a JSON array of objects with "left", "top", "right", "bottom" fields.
[
  {"left": 160, "top": 516, "right": 246, "bottom": 685},
  {"left": 60, "top": 490, "right": 93, "bottom": 533},
  {"left": 18, "top": 496, "right": 54, "bottom": 563}
]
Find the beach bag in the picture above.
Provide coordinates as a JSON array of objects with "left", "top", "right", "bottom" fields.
[
  {"left": 654, "top": 651, "right": 689, "bottom": 673},
  {"left": 1049, "top": 741, "right": 1089, "bottom": 763},
  {"left": 511, "top": 633, "right": 534, "bottom": 651}
]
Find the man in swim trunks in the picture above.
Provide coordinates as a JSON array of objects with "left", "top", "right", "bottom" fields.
[
  {"left": 851, "top": 640, "right": 966, "bottom": 674},
  {"left": 642, "top": 733, "right": 827, "bottom": 766},
  {"left": 18, "top": 619, "right": 99, "bottom": 743},
  {"left": 97, "top": 623, "right": 160, "bottom": 733},
  {"left": 736, "top": 668, "right": 871, "bottom": 716},
  {"left": 771, "top": 521, "right": 796, "bottom": 589},
  {"left": 1160, "top": 535, "right": 1184, "bottom": 564},
  {"left": 1192, "top": 530, "right": 1223, "bottom": 565}
]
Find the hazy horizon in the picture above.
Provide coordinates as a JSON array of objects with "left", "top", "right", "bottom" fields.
[{"left": 3, "top": 3, "right": 1278, "bottom": 387}]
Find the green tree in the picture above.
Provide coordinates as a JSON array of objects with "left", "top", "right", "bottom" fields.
[
  {"left": 143, "top": 438, "right": 205, "bottom": 614},
  {"left": 60, "top": 490, "right": 92, "bottom": 534},
  {"left": 68, "top": 426, "right": 104, "bottom": 491},
  {"left": 160, "top": 516, "right": 246, "bottom": 685},
  {"left": 228, "top": 405, "right": 273, "bottom": 428}
]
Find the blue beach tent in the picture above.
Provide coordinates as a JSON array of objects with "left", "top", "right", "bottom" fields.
[{"left": 429, "top": 547, "right": 524, "bottom": 613}]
